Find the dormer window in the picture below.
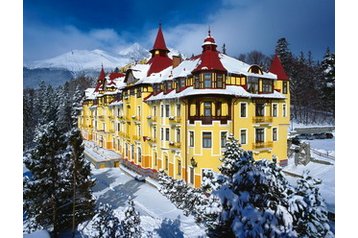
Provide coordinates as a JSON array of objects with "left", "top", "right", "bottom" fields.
[
  {"left": 247, "top": 76, "right": 259, "bottom": 94},
  {"left": 262, "top": 79, "right": 273, "bottom": 93},
  {"left": 217, "top": 74, "right": 223, "bottom": 88},
  {"left": 194, "top": 75, "right": 200, "bottom": 89},
  {"left": 204, "top": 73, "right": 212, "bottom": 88},
  {"left": 153, "top": 83, "right": 161, "bottom": 94},
  {"left": 176, "top": 78, "right": 186, "bottom": 92},
  {"left": 283, "top": 81, "right": 288, "bottom": 94},
  {"left": 163, "top": 81, "right": 173, "bottom": 93}
]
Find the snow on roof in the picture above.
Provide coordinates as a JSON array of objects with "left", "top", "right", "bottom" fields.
[
  {"left": 130, "top": 64, "right": 150, "bottom": 79},
  {"left": 136, "top": 66, "right": 173, "bottom": 84},
  {"left": 146, "top": 85, "right": 286, "bottom": 102},
  {"left": 84, "top": 141, "right": 121, "bottom": 162},
  {"left": 109, "top": 100, "right": 123, "bottom": 106},
  {"left": 115, "top": 76, "right": 126, "bottom": 89},
  {"left": 84, "top": 88, "right": 98, "bottom": 100},
  {"left": 172, "top": 58, "right": 200, "bottom": 78},
  {"left": 220, "top": 54, "right": 277, "bottom": 79}
]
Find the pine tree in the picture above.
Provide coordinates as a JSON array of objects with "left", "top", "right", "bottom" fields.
[
  {"left": 23, "top": 121, "right": 70, "bottom": 237},
  {"left": 320, "top": 47, "right": 335, "bottom": 114},
  {"left": 91, "top": 203, "right": 122, "bottom": 238},
  {"left": 66, "top": 86, "right": 96, "bottom": 234},
  {"left": 289, "top": 172, "right": 333, "bottom": 238},
  {"left": 23, "top": 88, "right": 36, "bottom": 151},
  {"left": 122, "top": 198, "right": 142, "bottom": 238}
]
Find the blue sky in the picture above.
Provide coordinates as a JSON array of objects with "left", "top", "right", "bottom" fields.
[{"left": 24, "top": 0, "right": 334, "bottom": 62}]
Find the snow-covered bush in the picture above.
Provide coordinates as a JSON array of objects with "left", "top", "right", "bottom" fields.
[
  {"left": 122, "top": 198, "right": 142, "bottom": 238},
  {"left": 91, "top": 203, "right": 122, "bottom": 238}
]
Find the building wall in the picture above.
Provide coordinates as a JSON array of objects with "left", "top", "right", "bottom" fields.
[{"left": 78, "top": 78, "right": 290, "bottom": 188}]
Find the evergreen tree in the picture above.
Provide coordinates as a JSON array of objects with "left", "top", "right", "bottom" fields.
[
  {"left": 122, "top": 198, "right": 142, "bottom": 238},
  {"left": 57, "top": 84, "right": 72, "bottom": 134},
  {"left": 320, "top": 47, "right": 335, "bottom": 114},
  {"left": 23, "top": 121, "right": 70, "bottom": 237},
  {"left": 91, "top": 203, "right": 122, "bottom": 238},
  {"left": 66, "top": 86, "right": 96, "bottom": 234},
  {"left": 23, "top": 88, "right": 36, "bottom": 150},
  {"left": 289, "top": 172, "right": 333, "bottom": 238}
]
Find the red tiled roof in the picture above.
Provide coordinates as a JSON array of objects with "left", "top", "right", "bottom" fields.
[
  {"left": 108, "top": 72, "right": 125, "bottom": 86},
  {"left": 147, "top": 55, "right": 172, "bottom": 76},
  {"left": 94, "top": 67, "right": 106, "bottom": 92},
  {"left": 269, "top": 55, "right": 289, "bottom": 80},
  {"left": 150, "top": 24, "right": 169, "bottom": 52}
]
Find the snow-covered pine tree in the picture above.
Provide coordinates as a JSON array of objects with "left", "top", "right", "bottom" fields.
[
  {"left": 219, "top": 134, "right": 248, "bottom": 178},
  {"left": 289, "top": 171, "right": 333, "bottom": 238},
  {"left": 275, "top": 38, "right": 293, "bottom": 71},
  {"left": 23, "top": 88, "right": 36, "bottom": 151},
  {"left": 23, "top": 121, "right": 70, "bottom": 237},
  {"left": 214, "top": 137, "right": 297, "bottom": 237},
  {"left": 320, "top": 47, "right": 335, "bottom": 114},
  {"left": 91, "top": 203, "right": 122, "bottom": 238},
  {"left": 122, "top": 197, "right": 142, "bottom": 238},
  {"left": 158, "top": 170, "right": 176, "bottom": 197},
  {"left": 56, "top": 84, "right": 72, "bottom": 134},
  {"left": 65, "top": 86, "right": 96, "bottom": 234}
]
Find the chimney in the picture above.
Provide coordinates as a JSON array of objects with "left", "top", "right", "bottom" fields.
[{"left": 172, "top": 55, "right": 182, "bottom": 68}]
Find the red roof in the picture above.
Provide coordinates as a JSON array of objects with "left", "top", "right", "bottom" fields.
[
  {"left": 150, "top": 24, "right": 169, "bottom": 52},
  {"left": 94, "top": 67, "right": 106, "bottom": 92},
  {"left": 269, "top": 55, "right": 289, "bottom": 80},
  {"left": 108, "top": 72, "right": 125, "bottom": 86},
  {"left": 147, "top": 55, "right": 172, "bottom": 76},
  {"left": 192, "top": 33, "right": 226, "bottom": 73}
]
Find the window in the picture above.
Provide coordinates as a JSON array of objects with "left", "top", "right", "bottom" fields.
[
  {"left": 240, "top": 103, "right": 247, "bottom": 117},
  {"left": 153, "top": 106, "right": 157, "bottom": 117},
  {"left": 189, "top": 131, "right": 194, "bottom": 147},
  {"left": 217, "top": 74, "right": 223, "bottom": 88},
  {"left": 256, "top": 103, "right": 265, "bottom": 116},
  {"left": 283, "top": 81, "right": 288, "bottom": 94},
  {"left": 247, "top": 76, "right": 259, "bottom": 93},
  {"left": 154, "top": 152, "right": 158, "bottom": 166},
  {"left": 137, "top": 87, "right": 142, "bottom": 98},
  {"left": 177, "top": 160, "right": 182, "bottom": 175},
  {"left": 137, "top": 106, "right": 141, "bottom": 118},
  {"left": 138, "top": 125, "right": 141, "bottom": 137},
  {"left": 161, "top": 105, "right": 164, "bottom": 117},
  {"left": 262, "top": 79, "right": 273, "bottom": 93},
  {"left": 102, "top": 123, "right": 106, "bottom": 131},
  {"left": 204, "top": 102, "right": 212, "bottom": 116},
  {"left": 180, "top": 78, "right": 185, "bottom": 89},
  {"left": 203, "top": 132, "right": 212, "bottom": 148},
  {"left": 283, "top": 104, "right": 287, "bottom": 117},
  {"left": 130, "top": 88, "right": 135, "bottom": 95},
  {"left": 240, "top": 129, "right": 247, "bottom": 144},
  {"left": 256, "top": 128, "right": 264, "bottom": 143},
  {"left": 153, "top": 126, "right": 157, "bottom": 139},
  {"left": 221, "top": 131, "right": 227, "bottom": 148},
  {"left": 176, "top": 129, "right": 180, "bottom": 143},
  {"left": 117, "top": 123, "right": 120, "bottom": 132},
  {"left": 165, "top": 128, "right": 170, "bottom": 141},
  {"left": 161, "top": 128, "right": 164, "bottom": 140},
  {"left": 176, "top": 104, "right": 181, "bottom": 117},
  {"left": 216, "top": 102, "right": 222, "bottom": 116},
  {"left": 273, "top": 128, "right": 278, "bottom": 141},
  {"left": 125, "top": 143, "right": 128, "bottom": 157},
  {"left": 204, "top": 73, "right": 212, "bottom": 88},
  {"left": 131, "top": 144, "right": 135, "bottom": 160},
  {"left": 138, "top": 147, "right": 142, "bottom": 163},
  {"left": 165, "top": 105, "right": 170, "bottom": 117},
  {"left": 190, "top": 167, "right": 194, "bottom": 184},
  {"left": 272, "top": 104, "right": 278, "bottom": 117},
  {"left": 165, "top": 155, "right": 168, "bottom": 170},
  {"left": 194, "top": 75, "right": 200, "bottom": 89}
]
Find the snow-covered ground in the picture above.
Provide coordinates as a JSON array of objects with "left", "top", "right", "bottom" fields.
[
  {"left": 283, "top": 136, "right": 335, "bottom": 213},
  {"left": 77, "top": 166, "right": 206, "bottom": 237}
]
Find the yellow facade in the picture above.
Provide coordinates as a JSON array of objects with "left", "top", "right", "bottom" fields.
[{"left": 79, "top": 30, "right": 290, "bottom": 188}]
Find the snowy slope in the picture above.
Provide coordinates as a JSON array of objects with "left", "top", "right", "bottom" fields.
[{"left": 26, "top": 43, "right": 150, "bottom": 72}]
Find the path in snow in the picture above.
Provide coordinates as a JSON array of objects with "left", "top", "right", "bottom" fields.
[{"left": 82, "top": 166, "right": 206, "bottom": 238}]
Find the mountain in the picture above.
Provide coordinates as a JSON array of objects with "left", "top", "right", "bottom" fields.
[{"left": 24, "top": 43, "right": 150, "bottom": 88}]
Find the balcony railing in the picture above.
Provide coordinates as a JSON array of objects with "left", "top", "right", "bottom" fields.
[
  {"left": 133, "top": 135, "right": 141, "bottom": 141},
  {"left": 188, "top": 116, "right": 230, "bottom": 125},
  {"left": 169, "top": 142, "right": 181, "bottom": 148},
  {"left": 252, "top": 116, "right": 273, "bottom": 123},
  {"left": 252, "top": 141, "right": 273, "bottom": 149}
]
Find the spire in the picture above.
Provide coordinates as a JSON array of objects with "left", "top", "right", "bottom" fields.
[
  {"left": 269, "top": 55, "right": 289, "bottom": 80},
  {"left": 147, "top": 24, "right": 172, "bottom": 76},
  {"left": 94, "top": 65, "right": 106, "bottom": 92},
  {"left": 208, "top": 26, "right": 211, "bottom": 36},
  {"left": 150, "top": 23, "right": 169, "bottom": 53}
]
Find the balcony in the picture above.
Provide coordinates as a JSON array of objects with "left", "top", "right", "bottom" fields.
[
  {"left": 252, "top": 141, "right": 273, "bottom": 149},
  {"left": 188, "top": 116, "right": 230, "bottom": 125},
  {"left": 133, "top": 135, "right": 141, "bottom": 141},
  {"left": 169, "top": 116, "right": 181, "bottom": 124},
  {"left": 108, "top": 115, "right": 115, "bottom": 120},
  {"left": 98, "top": 115, "right": 105, "bottom": 120},
  {"left": 169, "top": 142, "right": 181, "bottom": 148},
  {"left": 252, "top": 116, "right": 273, "bottom": 124}
]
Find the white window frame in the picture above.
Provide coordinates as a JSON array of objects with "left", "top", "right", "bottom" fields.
[
  {"left": 240, "top": 129, "right": 248, "bottom": 145},
  {"left": 189, "top": 131, "right": 194, "bottom": 147},
  {"left": 283, "top": 103, "right": 287, "bottom": 117},
  {"left": 272, "top": 127, "right": 278, "bottom": 142},
  {"left": 240, "top": 102, "right": 248, "bottom": 118},
  {"left": 272, "top": 103, "right": 278, "bottom": 117}
]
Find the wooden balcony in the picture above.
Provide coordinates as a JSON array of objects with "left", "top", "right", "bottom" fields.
[
  {"left": 252, "top": 116, "right": 273, "bottom": 124},
  {"left": 188, "top": 116, "right": 230, "bottom": 125},
  {"left": 252, "top": 141, "right": 273, "bottom": 149}
]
